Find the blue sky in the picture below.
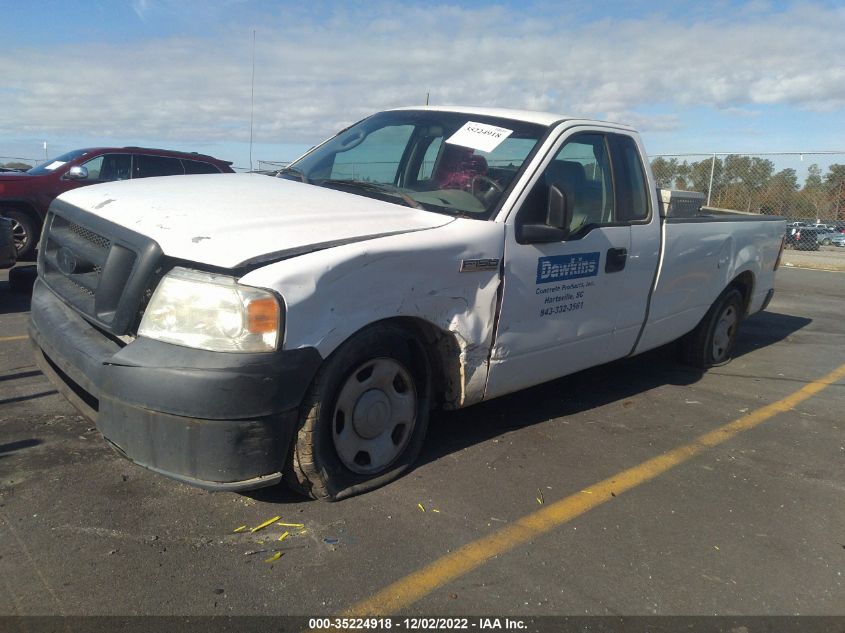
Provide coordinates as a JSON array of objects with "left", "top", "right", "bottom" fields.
[{"left": 1, "top": 1, "right": 843, "bottom": 173}]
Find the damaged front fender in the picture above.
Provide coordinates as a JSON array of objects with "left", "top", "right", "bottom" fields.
[{"left": 240, "top": 218, "right": 506, "bottom": 408}]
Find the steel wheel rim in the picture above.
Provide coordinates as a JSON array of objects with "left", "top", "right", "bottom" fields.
[
  {"left": 332, "top": 357, "right": 417, "bottom": 474},
  {"left": 712, "top": 304, "right": 738, "bottom": 362},
  {"left": 10, "top": 218, "right": 27, "bottom": 253}
]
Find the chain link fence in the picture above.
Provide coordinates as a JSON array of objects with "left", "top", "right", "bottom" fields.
[
  {"left": 648, "top": 152, "right": 845, "bottom": 225},
  {"left": 256, "top": 160, "right": 288, "bottom": 173}
]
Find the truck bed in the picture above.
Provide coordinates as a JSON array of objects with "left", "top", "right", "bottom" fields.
[{"left": 635, "top": 212, "right": 785, "bottom": 354}]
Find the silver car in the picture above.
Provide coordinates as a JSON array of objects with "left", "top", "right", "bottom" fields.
[
  {"left": 831, "top": 233, "right": 845, "bottom": 248},
  {"left": 817, "top": 230, "right": 840, "bottom": 246}
]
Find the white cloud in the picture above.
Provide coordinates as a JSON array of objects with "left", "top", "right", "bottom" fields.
[
  {"left": 132, "top": 0, "right": 150, "bottom": 20},
  {"left": 1, "top": 2, "right": 843, "bottom": 147}
]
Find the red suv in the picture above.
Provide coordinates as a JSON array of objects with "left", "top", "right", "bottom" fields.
[{"left": 0, "top": 147, "right": 234, "bottom": 259}]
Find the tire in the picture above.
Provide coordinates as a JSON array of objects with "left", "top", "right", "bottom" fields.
[
  {"left": 286, "top": 323, "right": 430, "bottom": 501},
  {"left": 8, "top": 265, "right": 37, "bottom": 293},
  {"left": 2, "top": 210, "right": 38, "bottom": 260},
  {"left": 680, "top": 287, "right": 744, "bottom": 369}
]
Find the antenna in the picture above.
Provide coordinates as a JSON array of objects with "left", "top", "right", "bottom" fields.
[
  {"left": 425, "top": 92, "right": 430, "bottom": 106},
  {"left": 249, "top": 29, "right": 256, "bottom": 171}
]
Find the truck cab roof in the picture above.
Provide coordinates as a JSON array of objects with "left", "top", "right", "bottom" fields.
[{"left": 389, "top": 105, "right": 636, "bottom": 131}]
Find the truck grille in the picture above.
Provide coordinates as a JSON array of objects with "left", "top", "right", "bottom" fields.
[{"left": 39, "top": 201, "right": 163, "bottom": 335}]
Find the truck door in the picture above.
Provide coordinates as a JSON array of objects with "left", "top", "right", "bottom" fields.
[{"left": 485, "top": 130, "right": 658, "bottom": 399}]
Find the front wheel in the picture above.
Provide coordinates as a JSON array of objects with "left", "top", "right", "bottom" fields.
[
  {"left": 680, "top": 287, "right": 744, "bottom": 368},
  {"left": 286, "top": 324, "right": 430, "bottom": 501},
  {"left": 2, "top": 210, "right": 38, "bottom": 260}
]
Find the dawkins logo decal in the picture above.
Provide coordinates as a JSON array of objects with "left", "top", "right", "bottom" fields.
[{"left": 536, "top": 252, "right": 600, "bottom": 284}]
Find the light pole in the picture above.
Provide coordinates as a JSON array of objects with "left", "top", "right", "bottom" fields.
[{"left": 249, "top": 30, "right": 256, "bottom": 172}]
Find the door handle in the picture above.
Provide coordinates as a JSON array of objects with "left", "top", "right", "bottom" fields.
[{"left": 605, "top": 247, "right": 627, "bottom": 273}]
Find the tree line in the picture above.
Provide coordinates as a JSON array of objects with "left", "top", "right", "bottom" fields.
[{"left": 649, "top": 156, "right": 845, "bottom": 221}]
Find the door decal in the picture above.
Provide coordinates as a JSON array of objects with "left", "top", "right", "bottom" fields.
[
  {"left": 535, "top": 252, "right": 600, "bottom": 318},
  {"left": 536, "top": 252, "right": 600, "bottom": 283}
]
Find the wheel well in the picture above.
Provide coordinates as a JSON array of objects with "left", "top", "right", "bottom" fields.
[
  {"left": 1, "top": 201, "right": 40, "bottom": 218},
  {"left": 345, "top": 317, "right": 463, "bottom": 411},
  {"left": 729, "top": 271, "right": 755, "bottom": 315},
  {"left": 1, "top": 202, "right": 42, "bottom": 232}
]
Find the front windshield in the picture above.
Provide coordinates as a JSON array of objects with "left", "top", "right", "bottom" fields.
[
  {"left": 282, "top": 110, "right": 546, "bottom": 219},
  {"left": 28, "top": 149, "right": 91, "bottom": 175}
]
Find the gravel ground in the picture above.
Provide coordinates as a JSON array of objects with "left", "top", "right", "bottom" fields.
[{"left": 782, "top": 245, "right": 845, "bottom": 271}]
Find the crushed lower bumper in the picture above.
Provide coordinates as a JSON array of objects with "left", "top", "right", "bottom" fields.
[{"left": 30, "top": 278, "right": 322, "bottom": 491}]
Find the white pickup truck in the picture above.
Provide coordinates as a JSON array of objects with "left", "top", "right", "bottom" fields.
[{"left": 30, "top": 106, "right": 786, "bottom": 500}]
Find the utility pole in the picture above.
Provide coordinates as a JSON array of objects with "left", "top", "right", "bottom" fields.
[
  {"left": 707, "top": 153, "right": 716, "bottom": 206},
  {"left": 249, "top": 29, "right": 256, "bottom": 172}
]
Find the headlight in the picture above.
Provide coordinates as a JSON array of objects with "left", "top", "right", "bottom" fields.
[{"left": 138, "top": 267, "right": 282, "bottom": 353}]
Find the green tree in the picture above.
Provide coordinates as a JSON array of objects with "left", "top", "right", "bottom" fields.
[
  {"left": 650, "top": 157, "right": 677, "bottom": 189},
  {"left": 760, "top": 168, "right": 799, "bottom": 216},
  {"left": 0, "top": 161, "right": 32, "bottom": 171},
  {"left": 824, "top": 164, "right": 845, "bottom": 221},
  {"left": 798, "top": 164, "right": 827, "bottom": 218}
]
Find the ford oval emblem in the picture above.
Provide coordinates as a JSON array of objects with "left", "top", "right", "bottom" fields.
[{"left": 56, "top": 247, "right": 78, "bottom": 275}]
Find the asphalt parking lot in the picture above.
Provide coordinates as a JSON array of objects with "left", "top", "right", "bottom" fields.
[{"left": 0, "top": 262, "right": 843, "bottom": 619}]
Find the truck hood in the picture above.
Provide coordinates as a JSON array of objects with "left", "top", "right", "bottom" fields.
[{"left": 55, "top": 173, "right": 455, "bottom": 269}]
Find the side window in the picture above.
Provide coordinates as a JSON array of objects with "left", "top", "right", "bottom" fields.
[
  {"left": 612, "top": 135, "right": 649, "bottom": 222},
  {"left": 183, "top": 159, "right": 220, "bottom": 174},
  {"left": 83, "top": 154, "right": 131, "bottom": 181},
  {"left": 519, "top": 133, "right": 614, "bottom": 234},
  {"left": 134, "top": 155, "right": 185, "bottom": 178},
  {"left": 80, "top": 156, "right": 104, "bottom": 180},
  {"left": 330, "top": 125, "right": 415, "bottom": 183}
]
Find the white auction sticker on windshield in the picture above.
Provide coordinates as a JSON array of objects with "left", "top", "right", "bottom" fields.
[
  {"left": 44, "top": 161, "right": 66, "bottom": 171},
  {"left": 446, "top": 121, "right": 513, "bottom": 153}
]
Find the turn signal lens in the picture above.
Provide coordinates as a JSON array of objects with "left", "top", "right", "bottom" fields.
[{"left": 247, "top": 297, "right": 280, "bottom": 334}]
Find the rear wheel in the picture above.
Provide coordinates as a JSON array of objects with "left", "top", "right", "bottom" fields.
[
  {"left": 286, "top": 324, "right": 430, "bottom": 501},
  {"left": 2, "top": 210, "right": 38, "bottom": 260},
  {"left": 680, "top": 287, "right": 744, "bottom": 368}
]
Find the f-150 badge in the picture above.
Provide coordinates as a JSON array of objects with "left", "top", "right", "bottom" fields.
[{"left": 460, "top": 258, "right": 501, "bottom": 272}]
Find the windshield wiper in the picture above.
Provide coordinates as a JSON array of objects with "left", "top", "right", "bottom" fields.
[
  {"left": 277, "top": 166, "right": 309, "bottom": 183},
  {"left": 318, "top": 179, "right": 425, "bottom": 210}
]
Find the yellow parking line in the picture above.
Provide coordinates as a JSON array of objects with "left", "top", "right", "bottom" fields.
[
  {"left": 0, "top": 335, "right": 28, "bottom": 343},
  {"left": 345, "top": 362, "right": 845, "bottom": 616}
]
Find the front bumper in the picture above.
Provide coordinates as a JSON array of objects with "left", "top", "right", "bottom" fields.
[{"left": 30, "top": 277, "right": 322, "bottom": 491}]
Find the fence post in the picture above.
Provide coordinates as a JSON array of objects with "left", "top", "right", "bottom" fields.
[{"left": 707, "top": 153, "right": 716, "bottom": 206}]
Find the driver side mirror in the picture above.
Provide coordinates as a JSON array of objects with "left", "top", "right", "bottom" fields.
[
  {"left": 519, "top": 185, "right": 572, "bottom": 243},
  {"left": 65, "top": 165, "right": 89, "bottom": 180}
]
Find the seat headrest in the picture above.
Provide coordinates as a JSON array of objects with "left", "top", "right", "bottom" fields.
[{"left": 545, "top": 160, "right": 586, "bottom": 191}]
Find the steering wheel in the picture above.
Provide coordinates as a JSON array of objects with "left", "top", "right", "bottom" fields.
[{"left": 470, "top": 175, "right": 504, "bottom": 206}]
